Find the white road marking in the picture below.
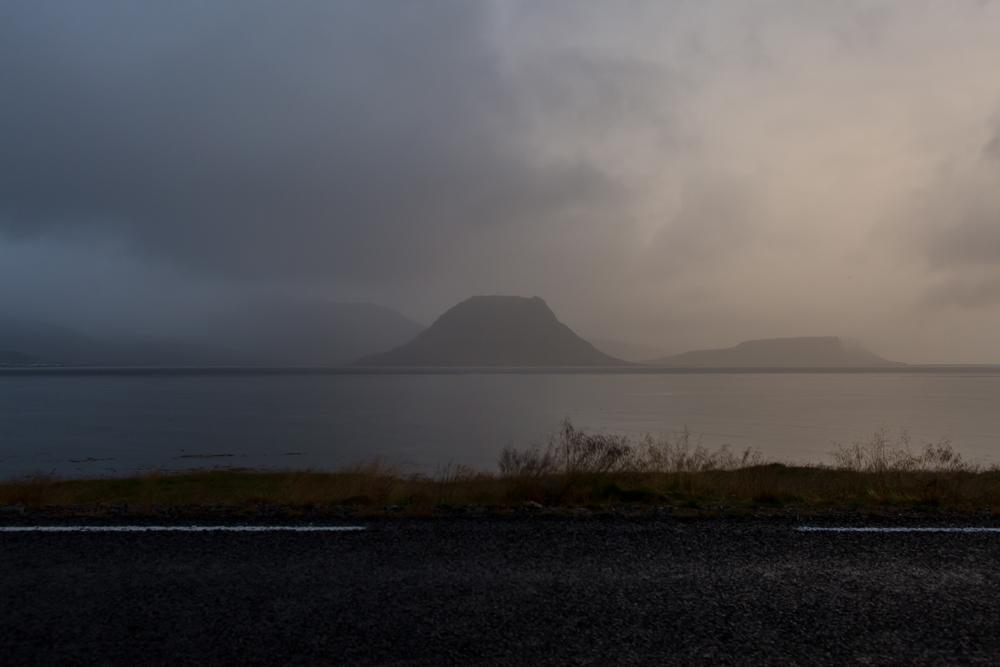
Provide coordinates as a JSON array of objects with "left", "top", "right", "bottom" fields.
[
  {"left": 0, "top": 525, "right": 366, "bottom": 533},
  {"left": 797, "top": 526, "right": 1000, "bottom": 533}
]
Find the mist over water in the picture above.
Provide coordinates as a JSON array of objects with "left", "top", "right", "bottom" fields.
[{"left": 3, "top": 371, "right": 999, "bottom": 478}]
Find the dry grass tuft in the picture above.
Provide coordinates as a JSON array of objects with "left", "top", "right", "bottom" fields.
[
  {"left": 498, "top": 420, "right": 762, "bottom": 476},
  {"left": 831, "top": 428, "right": 970, "bottom": 473}
]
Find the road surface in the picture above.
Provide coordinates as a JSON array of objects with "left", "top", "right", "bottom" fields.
[{"left": 3, "top": 518, "right": 1000, "bottom": 665}]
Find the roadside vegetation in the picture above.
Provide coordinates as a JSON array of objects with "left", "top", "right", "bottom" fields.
[{"left": 2, "top": 421, "right": 998, "bottom": 516}]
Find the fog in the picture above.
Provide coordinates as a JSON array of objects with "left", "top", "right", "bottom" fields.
[{"left": 3, "top": 1, "right": 1000, "bottom": 362}]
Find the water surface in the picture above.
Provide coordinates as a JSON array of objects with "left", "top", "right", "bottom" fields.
[{"left": 2, "top": 369, "right": 999, "bottom": 476}]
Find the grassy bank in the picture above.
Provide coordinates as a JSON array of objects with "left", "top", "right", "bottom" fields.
[{"left": 2, "top": 422, "right": 998, "bottom": 517}]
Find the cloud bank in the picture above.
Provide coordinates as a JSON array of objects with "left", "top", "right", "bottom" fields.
[{"left": 3, "top": 1, "right": 1000, "bottom": 361}]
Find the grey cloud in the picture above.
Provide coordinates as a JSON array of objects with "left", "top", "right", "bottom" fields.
[
  {"left": 915, "top": 128, "right": 1000, "bottom": 270},
  {"left": 6, "top": 1, "right": 1000, "bottom": 363},
  {"left": 0, "top": 2, "right": 619, "bottom": 283},
  {"left": 644, "top": 175, "right": 759, "bottom": 274},
  {"left": 514, "top": 49, "right": 682, "bottom": 141},
  {"left": 907, "top": 119, "right": 1000, "bottom": 311},
  {"left": 985, "top": 124, "right": 1000, "bottom": 160},
  {"left": 924, "top": 274, "right": 1000, "bottom": 309},
  {"left": 923, "top": 201, "right": 1000, "bottom": 268}
]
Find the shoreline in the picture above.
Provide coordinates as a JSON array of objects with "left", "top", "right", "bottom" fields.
[
  {"left": 5, "top": 465, "right": 1000, "bottom": 521},
  {"left": 2, "top": 364, "right": 1000, "bottom": 376}
]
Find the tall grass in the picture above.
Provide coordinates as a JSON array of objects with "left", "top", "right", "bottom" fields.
[
  {"left": 498, "top": 420, "right": 762, "bottom": 476},
  {"left": 830, "top": 428, "right": 970, "bottom": 473}
]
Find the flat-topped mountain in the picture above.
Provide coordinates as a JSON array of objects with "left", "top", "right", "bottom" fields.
[
  {"left": 354, "top": 296, "right": 627, "bottom": 367},
  {"left": 648, "top": 336, "right": 903, "bottom": 367}
]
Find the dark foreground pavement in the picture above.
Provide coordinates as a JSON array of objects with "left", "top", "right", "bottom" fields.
[{"left": 3, "top": 518, "right": 1000, "bottom": 665}]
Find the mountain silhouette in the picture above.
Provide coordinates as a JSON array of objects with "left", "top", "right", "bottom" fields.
[
  {"left": 0, "top": 349, "right": 40, "bottom": 366},
  {"left": 193, "top": 298, "right": 424, "bottom": 366},
  {"left": 354, "top": 295, "right": 627, "bottom": 366},
  {"left": 647, "top": 336, "right": 903, "bottom": 367},
  {"left": 0, "top": 319, "right": 235, "bottom": 366}
]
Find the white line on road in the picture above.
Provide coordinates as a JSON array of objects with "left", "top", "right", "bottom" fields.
[
  {"left": 797, "top": 526, "right": 1000, "bottom": 533},
  {"left": 0, "top": 525, "right": 366, "bottom": 533}
]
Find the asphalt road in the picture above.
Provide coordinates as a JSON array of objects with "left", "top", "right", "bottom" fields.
[{"left": 3, "top": 518, "right": 1000, "bottom": 665}]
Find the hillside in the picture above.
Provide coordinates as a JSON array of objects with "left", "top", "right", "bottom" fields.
[
  {"left": 354, "top": 296, "right": 627, "bottom": 367},
  {"left": 0, "top": 319, "right": 238, "bottom": 367},
  {"left": 0, "top": 300, "right": 423, "bottom": 367},
  {"left": 648, "top": 336, "right": 903, "bottom": 367},
  {"left": 0, "top": 349, "right": 41, "bottom": 366},
  {"left": 194, "top": 298, "right": 424, "bottom": 366},
  {"left": 592, "top": 338, "right": 672, "bottom": 363}
]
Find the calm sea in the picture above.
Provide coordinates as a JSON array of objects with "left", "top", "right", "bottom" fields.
[{"left": 2, "top": 369, "right": 999, "bottom": 477}]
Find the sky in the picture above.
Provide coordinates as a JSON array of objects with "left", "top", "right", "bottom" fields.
[{"left": 2, "top": 0, "right": 1000, "bottom": 362}]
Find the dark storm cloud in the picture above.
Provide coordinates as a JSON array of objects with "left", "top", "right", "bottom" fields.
[{"left": 0, "top": 1, "right": 618, "bottom": 282}]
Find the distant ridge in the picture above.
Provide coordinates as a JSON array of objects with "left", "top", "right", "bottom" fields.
[
  {"left": 196, "top": 298, "right": 424, "bottom": 366},
  {"left": 0, "top": 300, "right": 425, "bottom": 367},
  {"left": 592, "top": 338, "right": 671, "bottom": 363},
  {"left": 0, "top": 319, "right": 238, "bottom": 367},
  {"left": 353, "top": 296, "right": 628, "bottom": 367},
  {"left": 647, "top": 336, "right": 903, "bottom": 367},
  {"left": 0, "top": 350, "right": 40, "bottom": 366}
]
